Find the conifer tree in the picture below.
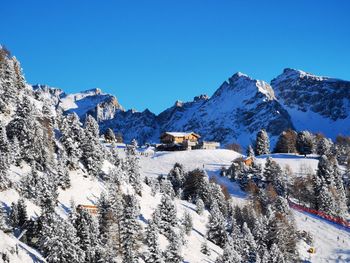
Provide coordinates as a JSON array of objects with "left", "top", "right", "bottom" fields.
[
  {"left": 125, "top": 141, "right": 142, "bottom": 195},
  {"left": 167, "top": 163, "right": 186, "bottom": 196},
  {"left": 0, "top": 121, "right": 10, "bottom": 168},
  {"left": 196, "top": 198, "right": 205, "bottom": 215},
  {"left": 38, "top": 213, "right": 85, "bottom": 263},
  {"left": 296, "top": 131, "right": 314, "bottom": 156},
  {"left": 17, "top": 198, "right": 28, "bottom": 228},
  {"left": 120, "top": 194, "right": 141, "bottom": 263},
  {"left": 59, "top": 113, "right": 84, "bottom": 169},
  {"left": 160, "top": 178, "right": 175, "bottom": 199},
  {"left": 182, "top": 211, "right": 193, "bottom": 235},
  {"left": 144, "top": 219, "right": 163, "bottom": 263},
  {"left": 269, "top": 244, "right": 285, "bottom": 263},
  {"left": 215, "top": 238, "right": 242, "bottom": 263},
  {"left": 263, "top": 158, "right": 286, "bottom": 197},
  {"left": 74, "top": 208, "right": 102, "bottom": 263},
  {"left": 157, "top": 194, "right": 177, "bottom": 236},
  {"left": 9, "top": 202, "right": 19, "bottom": 229},
  {"left": 255, "top": 129, "right": 270, "bottom": 155},
  {"left": 81, "top": 115, "right": 103, "bottom": 177},
  {"left": 206, "top": 201, "right": 227, "bottom": 247},
  {"left": 274, "top": 129, "right": 297, "bottom": 153},
  {"left": 163, "top": 228, "right": 183, "bottom": 263}
]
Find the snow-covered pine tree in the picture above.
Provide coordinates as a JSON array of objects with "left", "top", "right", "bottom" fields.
[
  {"left": 255, "top": 129, "right": 270, "bottom": 155},
  {"left": 6, "top": 97, "right": 37, "bottom": 162},
  {"left": 81, "top": 115, "right": 103, "bottom": 177},
  {"left": 263, "top": 158, "right": 286, "bottom": 197},
  {"left": 0, "top": 205, "right": 7, "bottom": 231},
  {"left": 0, "top": 121, "right": 10, "bottom": 168},
  {"left": 241, "top": 222, "right": 258, "bottom": 263},
  {"left": 316, "top": 137, "right": 333, "bottom": 156},
  {"left": 125, "top": 140, "right": 142, "bottom": 195},
  {"left": 167, "top": 163, "right": 186, "bottom": 196},
  {"left": 269, "top": 244, "right": 285, "bottom": 263},
  {"left": 10, "top": 136, "right": 20, "bottom": 166},
  {"left": 9, "top": 202, "right": 19, "bottom": 229},
  {"left": 59, "top": 113, "right": 84, "bottom": 169},
  {"left": 38, "top": 213, "right": 85, "bottom": 263},
  {"left": 120, "top": 194, "right": 142, "bottom": 263},
  {"left": 196, "top": 198, "right": 205, "bottom": 215},
  {"left": 21, "top": 164, "right": 58, "bottom": 206},
  {"left": 182, "top": 211, "right": 193, "bottom": 235},
  {"left": 182, "top": 169, "right": 211, "bottom": 206},
  {"left": 56, "top": 149, "right": 71, "bottom": 189},
  {"left": 209, "top": 182, "right": 228, "bottom": 216},
  {"left": 317, "top": 155, "right": 335, "bottom": 186},
  {"left": 160, "top": 178, "right": 175, "bottom": 199},
  {"left": 296, "top": 131, "right": 314, "bottom": 156},
  {"left": 17, "top": 198, "right": 28, "bottom": 229},
  {"left": 0, "top": 51, "right": 17, "bottom": 106},
  {"left": 74, "top": 207, "right": 102, "bottom": 263},
  {"left": 163, "top": 228, "right": 183, "bottom": 263},
  {"left": 12, "top": 56, "right": 26, "bottom": 91},
  {"left": 157, "top": 194, "right": 177, "bottom": 236},
  {"left": 206, "top": 201, "right": 227, "bottom": 247},
  {"left": 332, "top": 159, "right": 348, "bottom": 217},
  {"left": 144, "top": 219, "right": 163, "bottom": 263},
  {"left": 215, "top": 238, "right": 242, "bottom": 263}
]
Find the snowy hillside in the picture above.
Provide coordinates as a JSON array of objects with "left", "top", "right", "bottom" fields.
[{"left": 2, "top": 148, "right": 349, "bottom": 262}]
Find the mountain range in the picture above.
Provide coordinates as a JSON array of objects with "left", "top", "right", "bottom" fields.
[{"left": 34, "top": 68, "right": 350, "bottom": 147}]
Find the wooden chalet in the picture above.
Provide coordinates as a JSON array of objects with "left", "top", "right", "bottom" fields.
[
  {"left": 160, "top": 132, "right": 200, "bottom": 144},
  {"left": 159, "top": 132, "right": 201, "bottom": 151}
]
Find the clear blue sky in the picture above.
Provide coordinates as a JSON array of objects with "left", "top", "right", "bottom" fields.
[{"left": 2, "top": 0, "right": 350, "bottom": 113}]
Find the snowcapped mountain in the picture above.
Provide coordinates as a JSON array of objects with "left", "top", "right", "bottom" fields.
[
  {"left": 271, "top": 68, "right": 350, "bottom": 138},
  {"left": 34, "top": 85, "right": 124, "bottom": 122},
  {"left": 35, "top": 69, "right": 350, "bottom": 146},
  {"left": 158, "top": 73, "right": 293, "bottom": 146}
]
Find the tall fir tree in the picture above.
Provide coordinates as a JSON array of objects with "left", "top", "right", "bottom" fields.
[
  {"left": 144, "top": 219, "right": 163, "bottom": 263},
  {"left": 157, "top": 194, "right": 177, "bottom": 236},
  {"left": 81, "top": 115, "right": 103, "bottom": 177},
  {"left": 163, "top": 228, "right": 183, "bottom": 263},
  {"left": 125, "top": 141, "right": 142, "bottom": 195},
  {"left": 206, "top": 201, "right": 227, "bottom": 247},
  {"left": 167, "top": 163, "right": 186, "bottom": 196},
  {"left": 255, "top": 129, "right": 270, "bottom": 156},
  {"left": 120, "top": 194, "right": 142, "bottom": 263}
]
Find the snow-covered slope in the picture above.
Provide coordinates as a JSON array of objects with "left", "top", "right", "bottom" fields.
[
  {"left": 271, "top": 68, "right": 350, "bottom": 138},
  {"left": 141, "top": 150, "right": 350, "bottom": 263}
]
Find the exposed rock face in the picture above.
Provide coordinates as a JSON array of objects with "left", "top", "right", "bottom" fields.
[{"left": 271, "top": 68, "right": 350, "bottom": 137}]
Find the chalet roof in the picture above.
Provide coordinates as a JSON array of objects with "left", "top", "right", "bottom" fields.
[{"left": 162, "top": 132, "right": 201, "bottom": 138}]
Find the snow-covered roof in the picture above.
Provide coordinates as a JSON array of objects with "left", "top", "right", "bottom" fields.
[{"left": 163, "top": 132, "right": 200, "bottom": 138}]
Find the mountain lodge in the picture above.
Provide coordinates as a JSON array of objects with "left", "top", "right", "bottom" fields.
[{"left": 160, "top": 132, "right": 200, "bottom": 144}]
